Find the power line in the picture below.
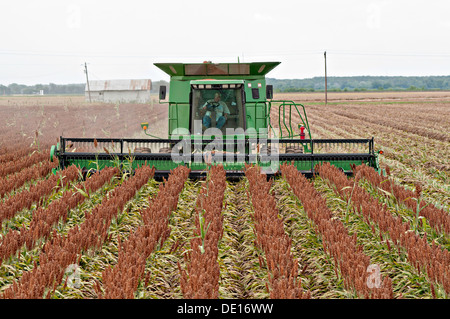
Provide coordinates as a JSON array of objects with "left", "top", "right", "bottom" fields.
[
  {"left": 329, "top": 50, "right": 450, "bottom": 58},
  {"left": 1, "top": 49, "right": 450, "bottom": 59}
]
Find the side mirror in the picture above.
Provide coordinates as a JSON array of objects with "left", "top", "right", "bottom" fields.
[
  {"left": 266, "top": 85, "right": 273, "bottom": 99},
  {"left": 159, "top": 85, "right": 167, "bottom": 100},
  {"left": 252, "top": 88, "right": 260, "bottom": 99}
]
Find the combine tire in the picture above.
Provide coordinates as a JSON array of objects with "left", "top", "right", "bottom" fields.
[
  {"left": 134, "top": 147, "right": 152, "bottom": 153},
  {"left": 159, "top": 147, "right": 172, "bottom": 154},
  {"left": 286, "top": 145, "right": 303, "bottom": 154}
]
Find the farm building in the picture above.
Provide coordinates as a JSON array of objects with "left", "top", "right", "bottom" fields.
[{"left": 85, "top": 79, "right": 152, "bottom": 103}]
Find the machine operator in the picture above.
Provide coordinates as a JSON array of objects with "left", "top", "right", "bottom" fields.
[{"left": 200, "top": 92, "right": 230, "bottom": 130}]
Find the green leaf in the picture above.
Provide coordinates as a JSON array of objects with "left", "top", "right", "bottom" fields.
[
  {"left": 377, "top": 187, "right": 393, "bottom": 197},
  {"left": 73, "top": 185, "right": 89, "bottom": 198}
]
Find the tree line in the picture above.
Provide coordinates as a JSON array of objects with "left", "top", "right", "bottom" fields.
[
  {"left": 1, "top": 77, "right": 449, "bottom": 95},
  {"left": 0, "top": 80, "right": 170, "bottom": 95},
  {"left": 267, "top": 75, "right": 450, "bottom": 92},
  {"left": 0, "top": 83, "right": 85, "bottom": 95}
]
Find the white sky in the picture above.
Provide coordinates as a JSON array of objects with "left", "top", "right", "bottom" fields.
[{"left": 1, "top": 0, "right": 450, "bottom": 85}]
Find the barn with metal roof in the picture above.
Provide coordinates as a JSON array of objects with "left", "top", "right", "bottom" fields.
[{"left": 85, "top": 79, "right": 152, "bottom": 103}]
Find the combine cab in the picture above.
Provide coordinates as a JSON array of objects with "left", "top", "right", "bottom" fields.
[{"left": 50, "top": 61, "right": 381, "bottom": 178}]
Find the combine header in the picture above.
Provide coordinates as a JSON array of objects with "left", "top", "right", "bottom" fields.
[{"left": 50, "top": 61, "right": 381, "bottom": 178}]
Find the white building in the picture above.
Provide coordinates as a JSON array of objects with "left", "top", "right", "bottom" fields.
[{"left": 85, "top": 79, "right": 152, "bottom": 103}]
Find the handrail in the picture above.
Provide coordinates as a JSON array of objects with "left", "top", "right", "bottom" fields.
[{"left": 266, "top": 100, "right": 311, "bottom": 140}]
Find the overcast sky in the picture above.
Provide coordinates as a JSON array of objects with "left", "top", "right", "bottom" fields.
[{"left": 1, "top": 0, "right": 450, "bottom": 85}]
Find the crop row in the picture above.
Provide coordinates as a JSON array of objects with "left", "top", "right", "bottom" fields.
[
  {"left": 317, "top": 162, "right": 450, "bottom": 296},
  {"left": 0, "top": 147, "right": 39, "bottom": 164},
  {"left": 281, "top": 163, "right": 394, "bottom": 298},
  {"left": 353, "top": 164, "right": 450, "bottom": 235},
  {"left": 0, "top": 166, "right": 119, "bottom": 267},
  {"left": 302, "top": 106, "right": 449, "bottom": 202},
  {"left": 179, "top": 165, "right": 226, "bottom": 298},
  {"left": 0, "top": 99, "right": 162, "bottom": 146},
  {"left": 0, "top": 149, "right": 49, "bottom": 179},
  {"left": 1, "top": 164, "right": 154, "bottom": 298},
  {"left": 0, "top": 157, "right": 59, "bottom": 199},
  {"left": 0, "top": 164, "right": 79, "bottom": 227},
  {"left": 0, "top": 161, "right": 447, "bottom": 299},
  {"left": 100, "top": 166, "right": 190, "bottom": 298},
  {"left": 245, "top": 164, "right": 310, "bottom": 299}
]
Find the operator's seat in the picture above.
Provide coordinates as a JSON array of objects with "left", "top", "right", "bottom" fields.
[{"left": 222, "top": 102, "right": 240, "bottom": 130}]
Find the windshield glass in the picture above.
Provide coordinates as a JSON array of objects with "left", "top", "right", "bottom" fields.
[{"left": 191, "top": 85, "right": 245, "bottom": 133}]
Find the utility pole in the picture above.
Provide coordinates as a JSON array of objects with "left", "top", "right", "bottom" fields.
[
  {"left": 84, "top": 62, "right": 91, "bottom": 103},
  {"left": 324, "top": 51, "right": 327, "bottom": 104}
]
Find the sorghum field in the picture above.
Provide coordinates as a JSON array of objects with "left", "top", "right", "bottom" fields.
[{"left": 0, "top": 92, "right": 448, "bottom": 299}]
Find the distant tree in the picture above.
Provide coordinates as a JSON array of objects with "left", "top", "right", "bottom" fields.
[
  {"left": 0, "top": 85, "right": 9, "bottom": 95},
  {"left": 49, "top": 83, "right": 58, "bottom": 94},
  {"left": 8, "top": 83, "right": 26, "bottom": 94}
]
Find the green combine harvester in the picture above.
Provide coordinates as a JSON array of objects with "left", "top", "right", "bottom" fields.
[{"left": 50, "top": 61, "right": 381, "bottom": 178}]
